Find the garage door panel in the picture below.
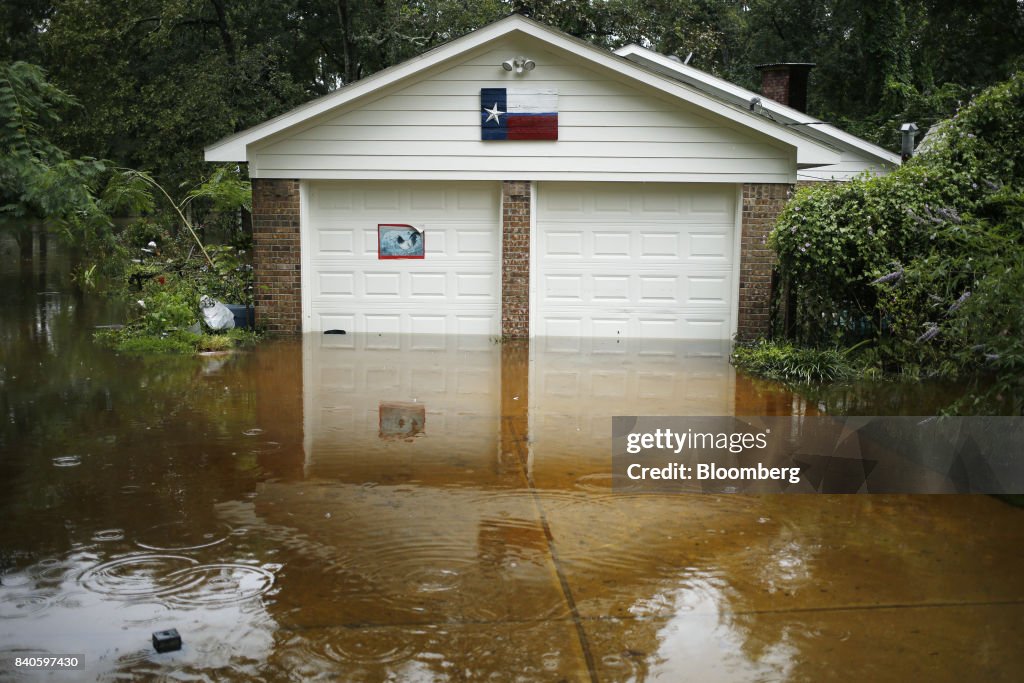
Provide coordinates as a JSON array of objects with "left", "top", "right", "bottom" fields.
[
  {"left": 593, "top": 193, "right": 632, "bottom": 213},
  {"left": 537, "top": 182, "right": 736, "bottom": 340},
  {"left": 639, "top": 232, "right": 680, "bottom": 258},
  {"left": 688, "top": 232, "right": 730, "bottom": 259},
  {"left": 409, "top": 315, "right": 447, "bottom": 335},
  {"left": 454, "top": 272, "right": 494, "bottom": 299},
  {"left": 365, "top": 314, "right": 401, "bottom": 335},
  {"left": 593, "top": 318, "right": 628, "bottom": 337},
  {"left": 637, "top": 318, "right": 680, "bottom": 339},
  {"left": 545, "top": 231, "right": 584, "bottom": 257},
  {"left": 592, "top": 276, "right": 630, "bottom": 302},
  {"left": 410, "top": 189, "right": 445, "bottom": 210},
  {"left": 683, "top": 317, "right": 730, "bottom": 339},
  {"left": 306, "top": 181, "right": 500, "bottom": 334},
  {"left": 544, "top": 274, "right": 584, "bottom": 301},
  {"left": 686, "top": 275, "right": 729, "bottom": 304},
  {"left": 691, "top": 191, "right": 734, "bottom": 215},
  {"left": 455, "top": 315, "right": 494, "bottom": 336},
  {"left": 318, "top": 272, "right": 355, "bottom": 297},
  {"left": 640, "top": 192, "right": 682, "bottom": 215},
  {"left": 363, "top": 272, "right": 401, "bottom": 297},
  {"left": 319, "top": 315, "right": 356, "bottom": 340},
  {"left": 316, "top": 230, "right": 355, "bottom": 254},
  {"left": 638, "top": 275, "right": 680, "bottom": 303},
  {"left": 592, "top": 232, "right": 631, "bottom": 257},
  {"left": 454, "top": 230, "right": 495, "bottom": 255},
  {"left": 409, "top": 272, "right": 447, "bottom": 297}
]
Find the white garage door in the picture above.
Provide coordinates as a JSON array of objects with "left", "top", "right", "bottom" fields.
[
  {"left": 305, "top": 181, "right": 500, "bottom": 335},
  {"left": 535, "top": 182, "right": 738, "bottom": 340}
]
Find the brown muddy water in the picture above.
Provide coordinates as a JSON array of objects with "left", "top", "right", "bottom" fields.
[{"left": 2, "top": 233, "right": 1023, "bottom": 682}]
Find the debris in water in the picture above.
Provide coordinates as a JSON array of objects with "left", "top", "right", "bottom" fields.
[{"left": 152, "top": 628, "right": 182, "bottom": 653}]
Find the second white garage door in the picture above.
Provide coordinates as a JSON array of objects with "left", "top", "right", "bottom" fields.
[
  {"left": 535, "top": 182, "right": 738, "bottom": 340},
  {"left": 304, "top": 181, "right": 501, "bottom": 335}
]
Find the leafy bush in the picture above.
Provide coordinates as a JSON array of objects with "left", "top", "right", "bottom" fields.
[
  {"left": 732, "top": 340, "right": 858, "bottom": 384},
  {"left": 98, "top": 330, "right": 200, "bottom": 355},
  {"left": 96, "top": 325, "right": 262, "bottom": 356},
  {"left": 770, "top": 71, "right": 1024, "bottom": 412},
  {"left": 94, "top": 273, "right": 261, "bottom": 355}
]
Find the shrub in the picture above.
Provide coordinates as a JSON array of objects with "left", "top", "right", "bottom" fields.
[
  {"left": 731, "top": 340, "right": 858, "bottom": 384},
  {"left": 769, "top": 71, "right": 1024, "bottom": 412}
]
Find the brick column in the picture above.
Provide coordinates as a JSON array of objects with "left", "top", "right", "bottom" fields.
[
  {"left": 737, "top": 183, "right": 791, "bottom": 341},
  {"left": 501, "top": 181, "right": 531, "bottom": 338},
  {"left": 251, "top": 178, "right": 302, "bottom": 334}
]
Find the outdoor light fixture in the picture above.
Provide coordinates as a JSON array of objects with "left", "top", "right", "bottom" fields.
[{"left": 501, "top": 56, "right": 536, "bottom": 74}]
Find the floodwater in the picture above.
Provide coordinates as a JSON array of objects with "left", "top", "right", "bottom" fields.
[{"left": 2, "top": 232, "right": 1023, "bottom": 682}]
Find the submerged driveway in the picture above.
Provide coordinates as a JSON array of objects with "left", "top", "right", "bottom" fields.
[{"left": 2, "top": 323, "right": 1023, "bottom": 681}]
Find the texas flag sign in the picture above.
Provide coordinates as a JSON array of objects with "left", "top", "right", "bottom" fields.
[{"left": 481, "top": 88, "right": 558, "bottom": 140}]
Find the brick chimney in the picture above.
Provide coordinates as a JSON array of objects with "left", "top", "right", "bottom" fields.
[{"left": 755, "top": 63, "right": 815, "bottom": 113}]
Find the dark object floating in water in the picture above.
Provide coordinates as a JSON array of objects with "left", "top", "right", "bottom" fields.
[
  {"left": 152, "top": 628, "right": 182, "bottom": 653},
  {"left": 94, "top": 324, "right": 125, "bottom": 330},
  {"left": 325, "top": 329, "right": 347, "bottom": 335}
]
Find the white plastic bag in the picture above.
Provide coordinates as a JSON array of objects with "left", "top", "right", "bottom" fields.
[{"left": 200, "top": 295, "right": 235, "bottom": 331}]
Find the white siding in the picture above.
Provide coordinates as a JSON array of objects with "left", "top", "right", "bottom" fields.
[{"left": 251, "top": 36, "right": 795, "bottom": 184}]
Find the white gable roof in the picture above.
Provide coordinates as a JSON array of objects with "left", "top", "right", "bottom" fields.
[
  {"left": 205, "top": 14, "right": 843, "bottom": 171},
  {"left": 614, "top": 43, "right": 901, "bottom": 180}
]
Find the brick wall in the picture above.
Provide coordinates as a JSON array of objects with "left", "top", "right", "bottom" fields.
[
  {"left": 501, "top": 180, "right": 531, "bottom": 338},
  {"left": 251, "top": 178, "right": 302, "bottom": 334},
  {"left": 737, "top": 183, "right": 792, "bottom": 341},
  {"left": 759, "top": 69, "right": 791, "bottom": 108}
]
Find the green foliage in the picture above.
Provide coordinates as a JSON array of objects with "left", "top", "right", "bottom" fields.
[
  {"left": 732, "top": 340, "right": 858, "bottom": 384},
  {"left": 98, "top": 329, "right": 200, "bottom": 355},
  {"left": 98, "top": 326, "right": 262, "bottom": 355},
  {"left": 95, "top": 277, "right": 263, "bottom": 355},
  {"left": 772, "top": 71, "right": 1024, "bottom": 413},
  {"left": 186, "top": 166, "right": 251, "bottom": 213},
  {"left": 96, "top": 324, "right": 262, "bottom": 355},
  {"left": 0, "top": 61, "right": 110, "bottom": 228},
  {"left": 198, "top": 333, "right": 234, "bottom": 352},
  {"left": 5, "top": 0, "right": 1020, "bottom": 183},
  {"left": 138, "top": 286, "right": 199, "bottom": 334}
]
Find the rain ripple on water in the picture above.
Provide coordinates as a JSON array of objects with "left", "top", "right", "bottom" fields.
[
  {"left": 78, "top": 555, "right": 200, "bottom": 599},
  {"left": 77, "top": 555, "right": 277, "bottom": 606},
  {"left": 134, "top": 521, "right": 233, "bottom": 552},
  {"left": 0, "top": 592, "right": 56, "bottom": 618},
  {"left": 163, "top": 564, "right": 276, "bottom": 606}
]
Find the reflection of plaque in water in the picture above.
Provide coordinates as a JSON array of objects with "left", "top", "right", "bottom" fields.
[{"left": 379, "top": 402, "right": 426, "bottom": 440}]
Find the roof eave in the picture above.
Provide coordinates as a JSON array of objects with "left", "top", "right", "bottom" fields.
[
  {"left": 614, "top": 44, "right": 901, "bottom": 168},
  {"left": 207, "top": 15, "right": 841, "bottom": 167}
]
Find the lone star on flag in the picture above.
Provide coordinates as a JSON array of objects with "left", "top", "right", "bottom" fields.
[{"left": 483, "top": 102, "right": 504, "bottom": 123}]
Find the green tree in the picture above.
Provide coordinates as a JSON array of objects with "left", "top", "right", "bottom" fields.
[
  {"left": 40, "top": 0, "right": 308, "bottom": 192},
  {"left": 0, "top": 61, "right": 108, "bottom": 234}
]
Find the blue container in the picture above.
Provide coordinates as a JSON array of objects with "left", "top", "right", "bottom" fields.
[{"left": 224, "top": 304, "right": 254, "bottom": 330}]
